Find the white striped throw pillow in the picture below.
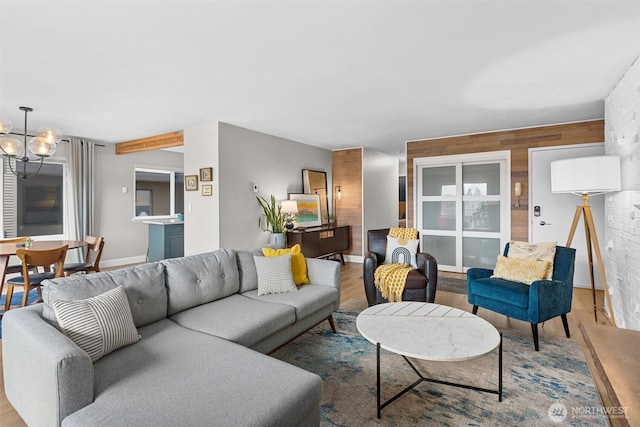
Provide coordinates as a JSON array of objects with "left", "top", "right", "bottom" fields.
[
  {"left": 52, "top": 286, "right": 141, "bottom": 363},
  {"left": 254, "top": 253, "right": 297, "bottom": 296}
]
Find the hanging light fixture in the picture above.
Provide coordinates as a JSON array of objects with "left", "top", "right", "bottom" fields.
[{"left": 0, "top": 106, "right": 62, "bottom": 180}]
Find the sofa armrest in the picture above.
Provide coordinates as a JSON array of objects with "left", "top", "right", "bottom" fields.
[
  {"left": 416, "top": 252, "right": 438, "bottom": 303},
  {"left": 467, "top": 267, "right": 493, "bottom": 281},
  {"left": 363, "top": 251, "right": 378, "bottom": 306},
  {"left": 466, "top": 268, "right": 493, "bottom": 305},
  {"left": 2, "top": 305, "right": 94, "bottom": 427},
  {"left": 306, "top": 257, "right": 340, "bottom": 291},
  {"left": 528, "top": 279, "right": 573, "bottom": 323}
]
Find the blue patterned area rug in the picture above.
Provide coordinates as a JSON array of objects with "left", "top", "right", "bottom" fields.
[
  {"left": 0, "top": 289, "right": 39, "bottom": 339},
  {"left": 271, "top": 301, "right": 609, "bottom": 427}
]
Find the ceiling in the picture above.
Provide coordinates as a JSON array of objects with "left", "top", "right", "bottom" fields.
[{"left": 1, "top": 1, "right": 639, "bottom": 157}]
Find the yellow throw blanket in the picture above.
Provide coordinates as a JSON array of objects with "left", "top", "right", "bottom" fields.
[{"left": 374, "top": 228, "right": 418, "bottom": 302}]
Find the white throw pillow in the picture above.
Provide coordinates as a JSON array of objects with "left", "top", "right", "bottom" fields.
[
  {"left": 508, "top": 241, "right": 557, "bottom": 280},
  {"left": 52, "top": 286, "right": 141, "bottom": 363},
  {"left": 384, "top": 236, "right": 419, "bottom": 268},
  {"left": 254, "top": 253, "right": 298, "bottom": 296}
]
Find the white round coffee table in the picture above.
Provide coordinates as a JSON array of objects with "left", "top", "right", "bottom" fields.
[{"left": 356, "top": 301, "right": 502, "bottom": 418}]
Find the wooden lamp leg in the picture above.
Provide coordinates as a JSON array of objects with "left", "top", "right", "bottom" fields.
[{"left": 565, "top": 195, "right": 616, "bottom": 327}]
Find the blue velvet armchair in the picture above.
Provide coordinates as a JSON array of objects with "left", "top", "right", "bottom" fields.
[{"left": 467, "top": 244, "right": 576, "bottom": 351}]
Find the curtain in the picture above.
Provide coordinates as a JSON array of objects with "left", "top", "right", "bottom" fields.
[{"left": 65, "top": 137, "right": 95, "bottom": 260}]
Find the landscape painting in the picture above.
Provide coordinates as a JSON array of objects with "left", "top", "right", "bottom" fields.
[{"left": 289, "top": 194, "right": 322, "bottom": 228}]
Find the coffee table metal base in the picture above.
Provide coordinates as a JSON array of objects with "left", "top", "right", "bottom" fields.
[{"left": 375, "top": 332, "right": 503, "bottom": 419}]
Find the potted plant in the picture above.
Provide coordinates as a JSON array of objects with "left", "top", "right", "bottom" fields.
[{"left": 257, "top": 195, "right": 287, "bottom": 246}]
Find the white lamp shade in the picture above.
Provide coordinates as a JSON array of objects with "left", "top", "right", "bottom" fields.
[
  {"left": 0, "top": 137, "right": 23, "bottom": 156},
  {"left": 550, "top": 155, "right": 621, "bottom": 194},
  {"left": 28, "top": 136, "right": 57, "bottom": 157},
  {"left": 281, "top": 200, "right": 299, "bottom": 214}
]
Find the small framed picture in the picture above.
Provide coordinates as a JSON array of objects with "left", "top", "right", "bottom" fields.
[
  {"left": 202, "top": 184, "right": 212, "bottom": 196},
  {"left": 200, "top": 167, "right": 213, "bottom": 182},
  {"left": 185, "top": 175, "right": 198, "bottom": 191}
]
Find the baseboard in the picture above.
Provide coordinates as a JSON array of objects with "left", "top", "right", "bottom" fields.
[
  {"left": 100, "top": 255, "right": 146, "bottom": 269},
  {"left": 343, "top": 255, "right": 363, "bottom": 263}
]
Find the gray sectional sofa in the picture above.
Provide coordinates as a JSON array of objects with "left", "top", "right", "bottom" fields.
[{"left": 2, "top": 247, "right": 341, "bottom": 427}]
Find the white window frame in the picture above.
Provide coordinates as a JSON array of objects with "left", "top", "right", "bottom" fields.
[
  {"left": 1, "top": 157, "right": 67, "bottom": 239},
  {"left": 132, "top": 164, "right": 183, "bottom": 221}
]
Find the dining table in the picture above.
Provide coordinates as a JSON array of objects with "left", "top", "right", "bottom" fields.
[{"left": 0, "top": 239, "right": 87, "bottom": 317}]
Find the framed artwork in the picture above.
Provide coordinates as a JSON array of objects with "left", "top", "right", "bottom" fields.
[
  {"left": 200, "top": 167, "right": 213, "bottom": 182},
  {"left": 185, "top": 175, "right": 198, "bottom": 191},
  {"left": 202, "top": 184, "right": 212, "bottom": 196},
  {"left": 289, "top": 193, "right": 322, "bottom": 228}
]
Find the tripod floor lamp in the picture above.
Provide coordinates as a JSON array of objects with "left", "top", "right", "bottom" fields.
[{"left": 550, "top": 155, "right": 621, "bottom": 326}]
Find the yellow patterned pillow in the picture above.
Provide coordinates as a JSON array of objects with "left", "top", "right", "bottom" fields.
[
  {"left": 491, "top": 255, "right": 550, "bottom": 285},
  {"left": 507, "top": 241, "right": 556, "bottom": 280},
  {"left": 262, "top": 244, "right": 310, "bottom": 285}
]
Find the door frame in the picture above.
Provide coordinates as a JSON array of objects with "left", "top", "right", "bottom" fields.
[
  {"left": 528, "top": 142, "right": 604, "bottom": 242},
  {"left": 528, "top": 142, "right": 605, "bottom": 288},
  {"left": 414, "top": 150, "right": 511, "bottom": 272}
]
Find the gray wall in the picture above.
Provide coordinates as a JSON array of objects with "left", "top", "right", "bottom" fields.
[
  {"left": 94, "top": 144, "right": 183, "bottom": 266},
  {"left": 362, "top": 148, "right": 399, "bottom": 253},
  {"left": 218, "top": 123, "right": 333, "bottom": 250}
]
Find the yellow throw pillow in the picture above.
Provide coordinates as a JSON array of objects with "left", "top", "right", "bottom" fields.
[
  {"left": 491, "top": 255, "right": 550, "bottom": 285},
  {"left": 262, "top": 244, "right": 310, "bottom": 285}
]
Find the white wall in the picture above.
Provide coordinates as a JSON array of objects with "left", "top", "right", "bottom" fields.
[
  {"left": 94, "top": 144, "right": 183, "bottom": 266},
  {"left": 362, "top": 148, "right": 399, "bottom": 252},
  {"left": 218, "top": 123, "right": 333, "bottom": 249},
  {"left": 183, "top": 122, "right": 219, "bottom": 256},
  {"left": 604, "top": 55, "right": 640, "bottom": 331}
]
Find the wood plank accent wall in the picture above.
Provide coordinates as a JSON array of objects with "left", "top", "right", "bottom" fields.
[
  {"left": 115, "top": 131, "right": 184, "bottom": 154},
  {"left": 407, "top": 120, "right": 604, "bottom": 241},
  {"left": 333, "top": 148, "right": 363, "bottom": 256}
]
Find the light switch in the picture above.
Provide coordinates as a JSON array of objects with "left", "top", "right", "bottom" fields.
[
  {"left": 188, "top": 203, "right": 192, "bottom": 212},
  {"left": 121, "top": 186, "right": 128, "bottom": 194}
]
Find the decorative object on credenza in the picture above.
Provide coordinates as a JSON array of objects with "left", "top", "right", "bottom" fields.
[
  {"left": 202, "top": 184, "right": 212, "bottom": 196},
  {"left": 289, "top": 193, "right": 322, "bottom": 228},
  {"left": 200, "top": 167, "right": 213, "bottom": 182},
  {"left": 257, "top": 195, "right": 287, "bottom": 246},
  {"left": 280, "top": 200, "right": 298, "bottom": 231},
  {"left": 185, "top": 175, "right": 198, "bottom": 191},
  {"left": 302, "top": 169, "right": 329, "bottom": 224},
  {"left": 551, "top": 155, "right": 621, "bottom": 326},
  {"left": 333, "top": 185, "right": 342, "bottom": 221},
  {"left": 514, "top": 182, "right": 522, "bottom": 208},
  {"left": 0, "top": 106, "right": 62, "bottom": 180}
]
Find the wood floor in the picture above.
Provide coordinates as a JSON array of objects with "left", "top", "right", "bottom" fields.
[{"left": 0, "top": 262, "right": 636, "bottom": 426}]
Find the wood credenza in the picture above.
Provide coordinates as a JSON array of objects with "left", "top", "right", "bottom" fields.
[{"left": 286, "top": 225, "right": 350, "bottom": 264}]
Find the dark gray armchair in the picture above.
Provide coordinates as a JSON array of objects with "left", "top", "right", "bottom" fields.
[{"left": 363, "top": 228, "right": 438, "bottom": 306}]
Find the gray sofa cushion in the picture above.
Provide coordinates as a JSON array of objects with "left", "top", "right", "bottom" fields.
[
  {"left": 61, "top": 319, "right": 322, "bottom": 427},
  {"left": 236, "top": 247, "right": 262, "bottom": 293},
  {"left": 42, "top": 262, "right": 167, "bottom": 328},
  {"left": 169, "top": 294, "right": 295, "bottom": 347},
  {"left": 161, "top": 248, "right": 240, "bottom": 315},
  {"left": 243, "top": 284, "right": 339, "bottom": 320}
]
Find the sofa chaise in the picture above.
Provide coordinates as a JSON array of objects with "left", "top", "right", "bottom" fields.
[{"left": 2, "top": 247, "right": 341, "bottom": 427}]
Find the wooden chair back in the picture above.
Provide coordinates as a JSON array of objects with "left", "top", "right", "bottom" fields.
[
  {"left": 16, "top": 246, "right": 68, "bottom": 280},
  {"left": 82, "top": 236, "right": 105, "bottom": 271}
]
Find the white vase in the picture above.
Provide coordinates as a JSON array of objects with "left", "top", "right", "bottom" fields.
[{"left": 269, "top": 233, "right": 285, "bottom": 248}]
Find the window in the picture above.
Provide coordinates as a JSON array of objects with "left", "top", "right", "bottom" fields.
[
  {"left": 2, "top": 159, "right": 65, "bottom": 238},
  {"left": 133, "top": 166, "right": 184, "bottom": 220}
]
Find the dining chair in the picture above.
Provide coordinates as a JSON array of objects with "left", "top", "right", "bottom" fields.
[
  {"left": 63, "top": 236, "right": 105, "bottom": 276},
  {"left": 3, "top": 245, "right": 68, "bottom": 312}
]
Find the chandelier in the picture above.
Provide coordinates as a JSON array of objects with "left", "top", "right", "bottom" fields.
[{"left": 0, "top": 106, "right": 62, "bottom": 180}]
